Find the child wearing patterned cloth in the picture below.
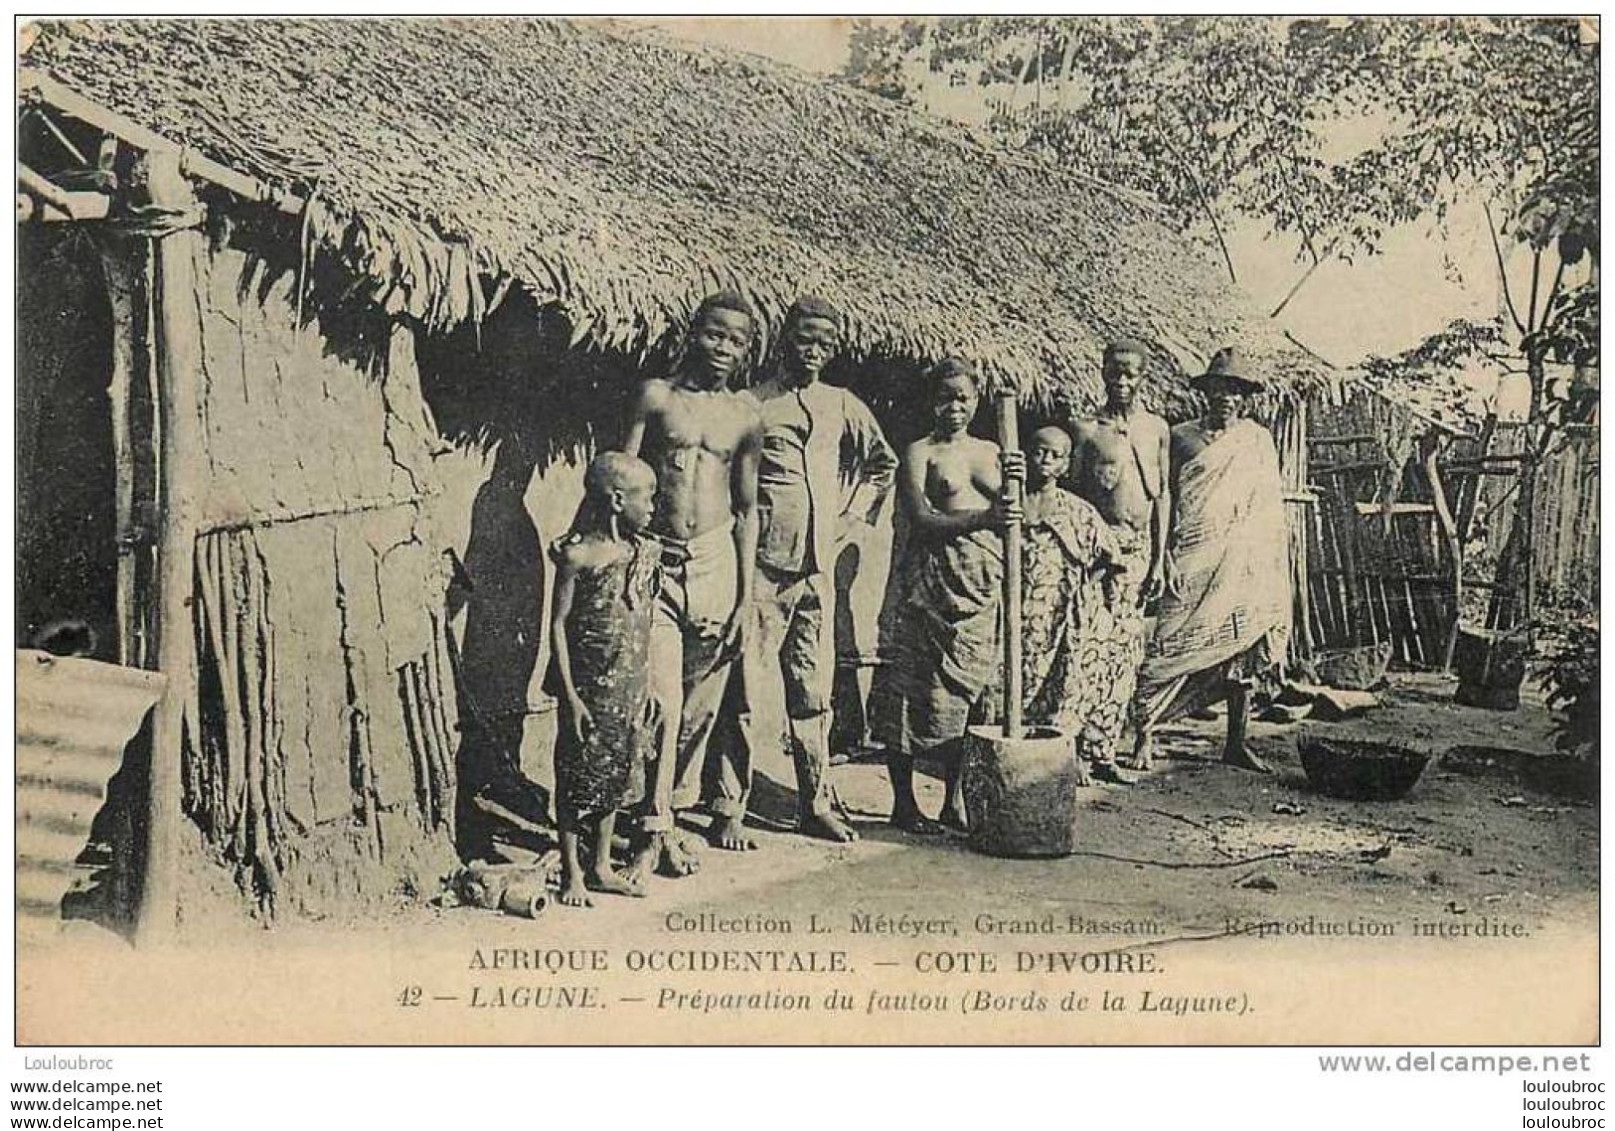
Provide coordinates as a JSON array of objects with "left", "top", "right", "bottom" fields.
[{"left": 548, "top": 452, "right": 662, "bottom": 907}]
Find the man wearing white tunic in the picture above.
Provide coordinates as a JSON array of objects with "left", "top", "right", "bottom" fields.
[{"left": 1129, "top": 347, "right": 1291, "bottom": 774}]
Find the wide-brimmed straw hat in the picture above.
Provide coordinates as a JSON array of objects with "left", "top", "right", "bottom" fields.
[{"left": 1190, "top": 346, "right": 1264, "bottom": 395}]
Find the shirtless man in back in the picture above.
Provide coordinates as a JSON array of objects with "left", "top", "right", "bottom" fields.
[
  {"left": 1070, "top": 339, "right": 1172, "bottom": 779},
  {"left": 622, "top": 291, "right": 762, "bottom": 878}
]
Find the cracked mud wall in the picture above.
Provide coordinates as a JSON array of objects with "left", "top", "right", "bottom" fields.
[{"left": 177, "top": 243, "right": 460, "bottom": 922}]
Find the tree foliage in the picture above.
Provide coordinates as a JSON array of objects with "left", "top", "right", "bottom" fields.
[
  {"left": 844, "top": 17, "right": 1599, "bottom": 630},
  {"left": 841, "top": 17, "right": 1597, "bottom": 286},
  {"left": 1358, "top": 316, "right": 1511, "bottom": 424}
]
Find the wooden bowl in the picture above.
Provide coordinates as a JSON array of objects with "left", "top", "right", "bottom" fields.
[
  {"left": 1298, "top": 734, "right": 1430, "bottom": 801},
  {"left": 963, "top": 724, "right": 1081, "bottom": 858}
]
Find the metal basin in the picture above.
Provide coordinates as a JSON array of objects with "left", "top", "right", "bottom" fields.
[{"left": 1298, "top": 734, "right": 1430, "bottom": 801}]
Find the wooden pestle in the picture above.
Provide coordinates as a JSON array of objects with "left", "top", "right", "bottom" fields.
[{"left": 998, "top": 393, "right": 1023, "bottom": 739}]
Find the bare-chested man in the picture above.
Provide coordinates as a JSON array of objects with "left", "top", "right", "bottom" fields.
[
  {"left": 621, "top": 291, "right": 762, "bottom": 878},
  {"left": 1070, "top": 339, "right": 1172, "bottom": 781},
  {"left": 875, "top": 359, "right": 1022, "bottom": 833}
]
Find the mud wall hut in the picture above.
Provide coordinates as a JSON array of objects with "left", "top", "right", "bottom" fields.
[
  {"left": 16, "top": 166, "right": 461, "bottom": 934},
  {"left": 18, "top": 17, "right": 1329, "bottom": 934}
]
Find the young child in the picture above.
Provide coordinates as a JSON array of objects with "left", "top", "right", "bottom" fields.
[
  {"left": 1018, "top": 426, "right": 1128, "bottom": 782},
  {"left": 549, "top": 452, "right": 661, "bottom": 907}
]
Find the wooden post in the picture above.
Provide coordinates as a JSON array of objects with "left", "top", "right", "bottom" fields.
[
  {"left": 1331, "top": 468, "right": 1371, "bottom": 647},
  {"left": 135, "top": 151, "right": 205, "bottom": 946},
  {"left": 1520, "top": 430, "right": 1539, "bottom": 643},
  {"left": 1309, "top": 482, "right": 1341, "bottom": 647},
  {"left": 1423, "top": 433, "right": 1465, "bottom": 671},
  {"left": 997, "top": 393, "right": 1023, "bottom": 739},
  {"left": 1453, "top": 414, "right": 1497, "bottom": 544},
  {"left": 97, "top": 239, "right": 153, "bottom": 669},
  {"left": 1285, "top": 400, "right": 1315, "bottom": 662}
]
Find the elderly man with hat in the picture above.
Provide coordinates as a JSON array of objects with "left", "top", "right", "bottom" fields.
[{"left": 1128, "top": 346, "right": 1291, "bottom": 774}]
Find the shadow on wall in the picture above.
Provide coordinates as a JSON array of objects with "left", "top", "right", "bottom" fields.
[
  {"left": 419, "top": 292, "right": 644, "bottom": 857},
  {"left": 450, "top": 433, "right": 545, "bottom": 804},
  {"left": 15, "top": 225, "right": 153, "bottom": 935},
  {"left": 16, "top": 226, "right": 119, "bottom": 660}
]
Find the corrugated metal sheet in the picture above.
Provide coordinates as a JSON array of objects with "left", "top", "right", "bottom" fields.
[{"left": 16, "top": 649, "right": 164, "bottom": 942}]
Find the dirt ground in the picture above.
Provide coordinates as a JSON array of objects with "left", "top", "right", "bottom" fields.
[
  {"left": 51, "top": 671, "right": 1602, "bottom": 946},
  {"left": 24, "top": 669, "right": 1598, "bottom": 1045},
  {"left": 626, "top": 670, "right": 1578, "bottom": 927},
  {"left": 427, "top": 668, "right": 1598, "bottom": 941}
]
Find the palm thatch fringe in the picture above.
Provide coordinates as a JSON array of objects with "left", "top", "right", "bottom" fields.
[{"left": 23, "top": 18, "right": 1331, "bottom": 408}]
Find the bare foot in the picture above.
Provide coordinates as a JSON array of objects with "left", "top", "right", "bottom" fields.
[
  {"left": 1091, "top": 761, "right": 1133, "bottom": 785},
  {"left": 1223, "top": 744, "right": 1272, "bottom": 774},
  {"left": 626, "top": 835, "right": 662, "bottom": 885},
  {"left": 558, "top": 880, "right": 593, "bottom": 908},
  {"left": 891, "top": 804, "right": 945, "bottom": 836},
  {"left": 1124, "top": 734, "right": 1155, "bottom": 772},
  {"left": 659, "top": 836, "right": 702, "bottom": 878},
  {"left": 588, "top": 868, "right": 645, "bottom": 898},
  {"left": 671, "top": 827, "right": 708, "bottom": 862},
  {"left": 800, "top": 811, "right": 859, "bottom": 843},
  {"left": 708, "top": 814, "right": 759, "bottom": 852}
]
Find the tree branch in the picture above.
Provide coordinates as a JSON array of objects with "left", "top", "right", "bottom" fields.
[
  {"left": 1526, "top": 247, "right": 1543, "bottom": 333},
  {"left": 1270, "top": 238, "right": 1340, "bottom": 319},
  {"left": 1284, "top": 329, "right": 1337, "bottom": 368},
  {"left": 1288, "top": 183, "right": 1322, "bottom": 266},
  {"left": 1540, "top": 254, "right": 1569, "bottom": 323},
  {"left": 1484, "top": 203, "right": 1528, "bottom": 336},
  {"left": 1072, "top": 848, "right": 1295, "bottom": 871},
  {"left": 1156, "top": 125, "right": 1238, "bottom": 283},
  {"left": 1259, "top": 114, "right": 1322, "bottom": 267},
  {"left": 1197, "top": 182, "right": 1239, "bottom": 285}
]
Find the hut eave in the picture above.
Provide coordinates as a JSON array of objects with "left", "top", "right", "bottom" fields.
[{"left": 21, "top": 17, "right": 1334, "bottom": 407}]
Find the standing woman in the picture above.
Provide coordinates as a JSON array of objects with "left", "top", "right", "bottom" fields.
[{"left": 874, "top": 359, "right": 1023, "bottom": 832}]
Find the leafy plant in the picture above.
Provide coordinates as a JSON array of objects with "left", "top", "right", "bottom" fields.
[{"left": 1536, "top": 621, "right": 1599, "bottom": 758}]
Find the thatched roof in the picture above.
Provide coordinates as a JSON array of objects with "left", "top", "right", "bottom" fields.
[{"left": 22, "top": 17, "right": 1329, "bottom": 406}]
